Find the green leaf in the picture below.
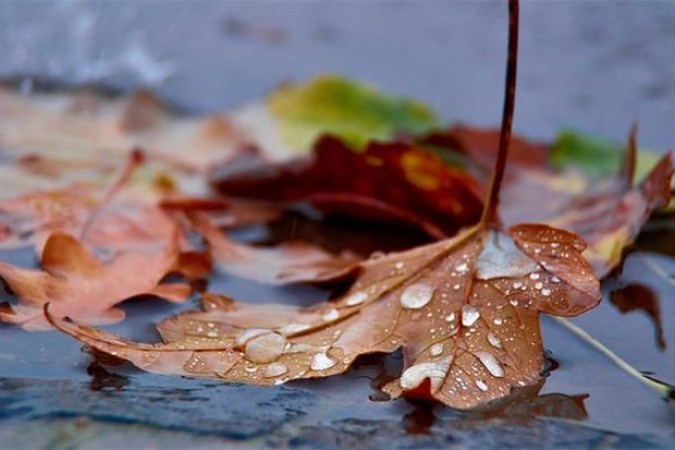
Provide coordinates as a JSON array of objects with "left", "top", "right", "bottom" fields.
[
  {"left": 550, "top": 129, "right": 673, "bottom": 211},
  {"left": 267, "top": 75, "right": 439, "bottom": 151},
  {"left": 550, "top": 129, "right": 663, "bottom": 181}
]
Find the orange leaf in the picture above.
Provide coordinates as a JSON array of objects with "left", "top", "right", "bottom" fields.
[{"left": 46, "top": 222, "right": 599, "bottom": 409}]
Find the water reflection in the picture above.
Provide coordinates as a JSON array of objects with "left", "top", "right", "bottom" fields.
[{"left": 611, "top": 282, "right": 666, "bottom": 350}]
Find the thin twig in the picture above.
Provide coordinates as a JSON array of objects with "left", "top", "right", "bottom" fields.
[
  {"left": 551, "top": 316, "right": 674, "bottom": 399},
  {"left": 480, "top": 0, "right": 519, "bottom": 228}
]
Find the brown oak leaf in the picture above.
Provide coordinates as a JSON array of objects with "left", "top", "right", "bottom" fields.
[
  {"left": 0, "top": 228, "right": 208, "bottom": 331},
  {"left": 46, "top": 223, "right": 599, "bottom": 409}
]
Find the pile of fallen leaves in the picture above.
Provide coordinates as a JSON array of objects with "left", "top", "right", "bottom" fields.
[{"left": 0, "top": 68, "right": 672, "bottom": 409}]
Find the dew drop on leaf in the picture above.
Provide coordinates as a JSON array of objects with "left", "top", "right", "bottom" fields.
[
  {"left": 429, "top": 343, "right": 444, "bottom": 357},
  {"left": 344, "top": 291, "right": 368, "bottom": 306},
  {"left": 476, "top": 351, "right": 505, "bottom": 378},
  {"left": 400, "top": 283, "right": 435, "bottom": 309},
  {"left": 487, "top": 332, "right": 502, "bottom": 349},
  {"left": 462, "top": 305, "right": 480, "bottom": 327},
  {"left": 244, "top": 332, "right": 287, "bottom": 364},
  {"left": 322, "top": 309, "right": 339, "bottom": 321},
  {"left": 263, "top": 362, "right": 288, "bottom": 378},
  {"left": 311, "top": 351, "right": 337, "bottom": 371}
]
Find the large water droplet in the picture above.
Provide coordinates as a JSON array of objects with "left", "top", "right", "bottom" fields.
[
  {"left": 236, "top": 328, "right": 271, "bottom": 346},
  {"left": 476, "top": 351, "right": 505, "bottom": 378},
  {"left": 399, "top": 357, "right": 453, "bottom": 392},
  {"left": 462, "top": 305, "right": 480, "bottom": 327},
  {"left": 400, "top": 283, "right": 435, "bottom": 309},
  {"left": 475, "top": 379, "right": 488, "bottom": 391},
  {"left": 311, "top": 352, "right": 337, "bottom": 371},
  {"left": 244, "top": 332, "right": 287, "bottom": 364},
  {"left": 345, "top": 291, "right": 368, "bottom": 306},
  {"left": 263, "top": 362, "right": 288, "bottom": 378}
]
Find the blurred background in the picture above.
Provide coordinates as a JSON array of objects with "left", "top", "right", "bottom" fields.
[{"left": 1, "top": 0, "right": 673, "bottom": 151}]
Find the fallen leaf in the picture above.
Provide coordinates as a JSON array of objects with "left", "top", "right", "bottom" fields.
[
  {"left": 47, "top": 222, "right": 600, "bottom": 408},
  {"left": 211, "top": 135, "right": 484, "bottom": 237},
  {"left": 189, "top": 213, "right": 359, "bottom": 285},
  {"left": 530, "top": 151, "right": 673, "bottom": 277},
  {"left": 0, "top": 229, "right": 206, "bottom": 330},
  {"left": 260, "top": 74, "right": 440, "bottom": 152}
]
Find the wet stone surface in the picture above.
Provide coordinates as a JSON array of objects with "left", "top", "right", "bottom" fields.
[
  {"left": 0, "top": 375, "right": 313, "bottom": 440},
  {"left": 0, "top": 375, "right": 314, "bottom": 440},
  {"left": 270, "top": 418, "right": 669, "bottom": 450}
]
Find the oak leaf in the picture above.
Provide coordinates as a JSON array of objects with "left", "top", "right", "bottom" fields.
[
  {"left": 47, "top": 222, "right": 599, "bottom": 409},
  {"left": 0, "top": 228, "right": 207, "bottom": 330}
]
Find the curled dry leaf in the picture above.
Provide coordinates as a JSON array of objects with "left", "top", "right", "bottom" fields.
[
  {"left": 189, "top": 213, "right": 360, "bottom": 285},
  {"left": 47, "top": 223, "right": 600, "bottom": 409}
]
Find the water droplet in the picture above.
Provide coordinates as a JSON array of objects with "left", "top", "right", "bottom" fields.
[
  {"left": 534, "top": 282, "right": 543, "bottom": 290},
  {"left": 487, "top": 332, "right": 502, "bottom": 349},
  {"left": 345, "top": 291, "right": 368, "bottom": 306},
  {"left": 445, "top": 313, "right": 456, "bottom": 323},
  {"left": 512, "top": 281, "right": 523, "bottom": 289},
  {"left": 493, "top": 317, "right": 503, "bottom": 326},
  {"left": 541, "top": 288, "right": 551, "bottom": 296},
  {"left": 244, "top": 332, "right": 287, "bottom": 364},
  {"left": 322, "top": 309, "right": 339, "bottom": 321},
  {"left": 279, "top": 323, "right": 311, "bottom": 335},
  {"left": 264, "top": 362, "right": 288, "bottom": 378},
  {"left": 462, "top": 305, "right": 480, "bottom": 327},
  {"left": 551, "top": 276, "right": 561, "bottom": 284},
  {"left": 430, "top": 343, "right": 444, "bottom": 357},
  {"left": 395, "top": 262, "right": 405, "bottom": 270},
  {"left": 400, "top": 283, "right": 435, "bottom": 309},
  {"left": 476, "top": 352, "right": 505, "bottom": 377},
  {"left": 236, "top": 328, "right": 271, "bottom": 346},
  {"left": 311, "top": 352, "right": 337, "bottom": 371},
  {"left": 530, "top": 273, "right": 540, "bottom": 280},
  {"left": 244, "top": 365, "right": 258, "bottom": 373},
  {"left": 453, "top": 284, "right": 461, "bottom": 290},
  {"left": 399, "top": 357, "right": 453, "bottom": 391},
  {"left": 475, "top": 379, "right": 488, "bottom": 391},
  {"left": 455, "top": 263, "right": 468, "bottom": 272},
  {"left": 551, "top": 243, "right": 560, "bottom": 248},
  {"left": 510, "top": 299, "right": 519, "bottom": 307}
]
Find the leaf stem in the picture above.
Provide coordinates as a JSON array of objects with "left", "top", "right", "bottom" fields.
[
  {"left": 480, "top": 0, "right": 519, "bottom": 228},
  {"left": 551, "top": 316, "right": 674, "bottom": 399}
]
